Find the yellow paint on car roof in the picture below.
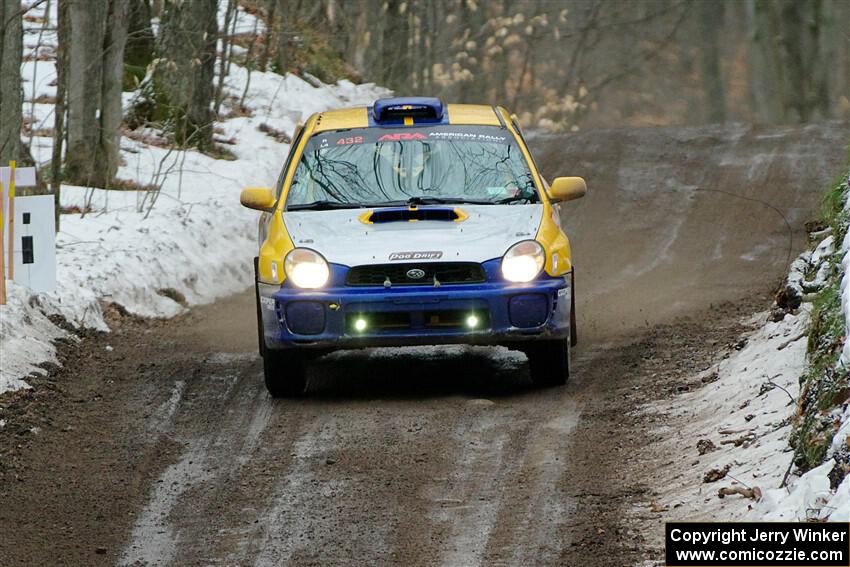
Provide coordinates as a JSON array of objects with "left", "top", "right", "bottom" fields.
[
  {"left": 312, "top": 107, "right": 369, "bottom": 132},
  {"left": 446, "top": 104, "right": 503, "bottom": 126},
  {"left": 310, "top": 103, "right": 505, "bottom": 133}
]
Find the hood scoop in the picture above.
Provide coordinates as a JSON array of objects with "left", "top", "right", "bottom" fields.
[{"left": 360, "top": 206, "right": 467, "bottom": 224}]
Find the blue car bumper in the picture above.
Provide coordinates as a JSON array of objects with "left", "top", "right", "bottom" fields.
[{"left": 258, "top": 261, "right": 571, "bottom": 350}]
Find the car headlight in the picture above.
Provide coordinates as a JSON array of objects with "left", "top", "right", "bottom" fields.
[
  {"left": 501, "top": 240, "right": 545, "bottom": 283},
  {"left": 284, "top": 248, "right": 330, "bottom": 288}
]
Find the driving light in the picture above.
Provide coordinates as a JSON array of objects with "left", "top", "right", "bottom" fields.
[
  {"left": 354, "top": 318, "right": 368, "bottom": 332},
  {"left": 284, "top": 248, "right": 330, "bottom": 289},
  {"left": 501, "top": 240, "right": 545, "bottom": 283},
  {"left": 466, "top": 314, "right": 479, "bottom": 328}
]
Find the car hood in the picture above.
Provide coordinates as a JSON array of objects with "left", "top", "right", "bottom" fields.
[{"left": 282, "top": 204, "right": 544, "bottom": 266}]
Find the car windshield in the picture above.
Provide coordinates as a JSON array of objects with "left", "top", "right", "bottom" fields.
[{"left": 285, "top": 125, "right": 539, "bottom": 209}]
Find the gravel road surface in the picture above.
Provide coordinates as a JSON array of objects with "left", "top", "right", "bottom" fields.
[{"left": 1, "top": 122, "right": 847, "bottom": 566}]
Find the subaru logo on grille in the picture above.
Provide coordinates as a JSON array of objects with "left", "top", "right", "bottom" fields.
[{"left": 406, "top": 268, "right": 426, "bottom": 279}]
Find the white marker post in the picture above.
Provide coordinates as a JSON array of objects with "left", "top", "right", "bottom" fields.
[
  {"left": 8, "top": 161, "right": 15, "bottom": 283},
  {"left": 14, "top": 195, "right": 57, "bottom": 293},
  {"left": 0, "top": 163, "right": 38, "bottom": 305}
]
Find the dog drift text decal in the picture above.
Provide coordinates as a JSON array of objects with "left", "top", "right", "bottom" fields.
[{"left": 388, "top": 251, "right": 443, "bottom": 261}]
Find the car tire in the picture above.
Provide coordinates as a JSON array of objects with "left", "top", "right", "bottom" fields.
[
  {"left": 263, "top": 348, "right": 308, "bottom": 398},
  {"left": 525, "top": 338, "right": 570, "bottom": 387}
]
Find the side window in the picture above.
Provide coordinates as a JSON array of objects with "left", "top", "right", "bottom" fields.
[
  {"left": 510, "top": 116, "right": 547, "bottom": 192},
  {"left": 274, "top": 124, "right": 306, "bottom": 202}
]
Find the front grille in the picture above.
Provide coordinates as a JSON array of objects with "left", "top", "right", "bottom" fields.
[{"left": 346, "top": 262, "right": 486, "bottom": 286}]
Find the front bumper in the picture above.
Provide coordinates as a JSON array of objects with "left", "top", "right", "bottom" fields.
[{"left": 258, "top": 263, "right": 571, "bottom": 350}]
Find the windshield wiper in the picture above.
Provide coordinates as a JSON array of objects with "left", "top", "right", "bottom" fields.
[
  {"left": 288, "top": 195, "right": 524, "bottom": 211},
  {"left": 404, "top": 196, "right": 495, "bottom": 206},
  {"left": 287, "top": 200, "right": 365, "bottom": 211},
  {"left": 494, "top": 194, "right": 537, "bottom": 205}
]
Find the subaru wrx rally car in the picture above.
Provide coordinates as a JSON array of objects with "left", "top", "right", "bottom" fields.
[{"left": 241, "top": 97, "right": 586, "bottom": 397}]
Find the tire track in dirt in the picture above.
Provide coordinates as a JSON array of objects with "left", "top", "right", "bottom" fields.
[{"left": 120, "top": 353, "right": 272, "bottom": 566}]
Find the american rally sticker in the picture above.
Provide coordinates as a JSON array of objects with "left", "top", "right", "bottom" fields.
[
  {"left": 314, "top": 126, "right": 513, "bottom": 148},
  {"left": 388, "top": 251, "right": 443, "bottom": 261}
]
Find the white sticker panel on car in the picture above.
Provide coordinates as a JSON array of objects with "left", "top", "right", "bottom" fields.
[{"left": 283, "top": 204, "right": 544, "bottom": 267}]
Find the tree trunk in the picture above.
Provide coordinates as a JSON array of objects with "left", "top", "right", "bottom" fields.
[
  {"left": 259, "top": 0, "right": 277, "bottom": 72},
  {"left": 697, "top": 0, "right": 727, "bottom": 123},
  {"left": 746, "top": 0, "right": 785, "bottom": 123},
  {"left": 65, "top": 0, "right": 106, "bottom": 185},
  {"left": 52, "top": 0, "right": 71, "bottom": 229},
  {"left": 215, "top": 0, "right": 238, "bottom": 115},
  {"left": 275, "top": 0, "right": 289, "bottom": 75},
  {"left": 381, "top": 0, "right": 411, "bottom": 90},
  {"left": 348, "top": 0, "right": 370, "bottom": 78},
  {"left": 97, "top": 0, "right": 130, "bottom": 184},
  {"left": 777, "top": 0, "right": 807, "bottom": 121},
  {"left": 125, "top": 0, "right": 155, "bottom": 88},
  {"left": 832, "top": 0, "right": 850, "bottom": 119},
  {"left": 64, "top": 0, "right": 129, "bottom": 187},
  {"left": 0, "top": 0, "right": 24, "bottom": 166},
  {"left": 155, "top": 0, "right": 218, "bottom": 149},
  {"left": 805, "top": 0, "right": 831, "bottom": 120}
]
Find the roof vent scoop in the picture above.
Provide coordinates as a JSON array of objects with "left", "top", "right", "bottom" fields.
[{"left": 372, "top": 97, "right": 445, "bottom": 124}]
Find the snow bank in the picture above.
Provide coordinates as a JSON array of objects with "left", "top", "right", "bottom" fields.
[
  {"left": 648, "top": 308, "right": 812, "bottom": 521},
  {"left": 0, "top": 1, "right": 389, "bottom": 393},
  {"left": 651, "top": 204, "right": 850, "bottom": 522},
  {"left": 838, "top": 179, "right": 850, "bottom": 367},
  {"left": 766, "top": 173, "right": 850, "bottom": 522}
]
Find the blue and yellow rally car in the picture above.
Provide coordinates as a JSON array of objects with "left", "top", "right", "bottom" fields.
[{"left": 240, "top": 97, "right": 586, "bottom": 396}]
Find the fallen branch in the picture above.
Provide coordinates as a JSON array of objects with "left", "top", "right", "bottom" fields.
[
  {"left": 720, "top": 432, "right": 757, "bottom": 447},
  {"left": 765, "top": 375, "right": 796, "bottom": 406},
  {"left": 780, "top": 454, "right": 796, "bottom": 488},
  {"left": 777, "top": 331, "right": 807, "bottom": 351},
  {"left": 718, "top": 486, "right": 762, "bottom": 500}
]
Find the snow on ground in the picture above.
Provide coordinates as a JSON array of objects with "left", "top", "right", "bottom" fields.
[
  {"left": 0, "top": 1, "right": 389, "bottom": 393},
  {"left": 646, "top": 309, "right": 812, "bottom": 519},
  {"left": 646, "top": 226, "right": 850, "bottom": 524}
]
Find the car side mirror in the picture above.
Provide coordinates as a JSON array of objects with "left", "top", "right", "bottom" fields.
[
  {"left": 240, "top": 187, "right": 276, "bottom": 211},
  {"left": 547, "top": 177, "right": 587, "bottom": 203}
]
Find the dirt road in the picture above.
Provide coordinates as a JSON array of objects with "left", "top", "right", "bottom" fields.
[{"left": 1, "top": 122, "right": 847, "bottom": 566}]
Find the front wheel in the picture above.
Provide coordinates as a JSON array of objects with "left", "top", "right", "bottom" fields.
[
  {"left": 524, "top": 339, "right": 570, "bottom": 387},
  {"left": 263, "top": 348, "right": 308, "bottom": 398}
]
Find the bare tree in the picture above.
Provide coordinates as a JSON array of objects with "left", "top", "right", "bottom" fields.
[
  {"left": 101, "top": 0, "right": 130, "bottom": 178},
  {"left": 125, "top": 0, "right": 155, "bottom": 87},
  {"left": 52, "top": 0, "right": 71, "bottom": 228},
  {"left": 697, "top": 0, "right": 726, "bottom": 123},
  {"left": 0, "top": 0, "right": 24, "bottom": 166},
  {"left": 747, "top": 0, "right": 834, "bottom": 124},
  {"left": 259, "top": 0, "right": 277, "bottom": 72},
  {"left": 154, "top": 0, "right": 218, "bottom": 149},
  {"left": 64, "top": 0, "right": 130, "bottom": 187},
  {"left": 214, "top": 0, "right": 238, "bottom": 115}
]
